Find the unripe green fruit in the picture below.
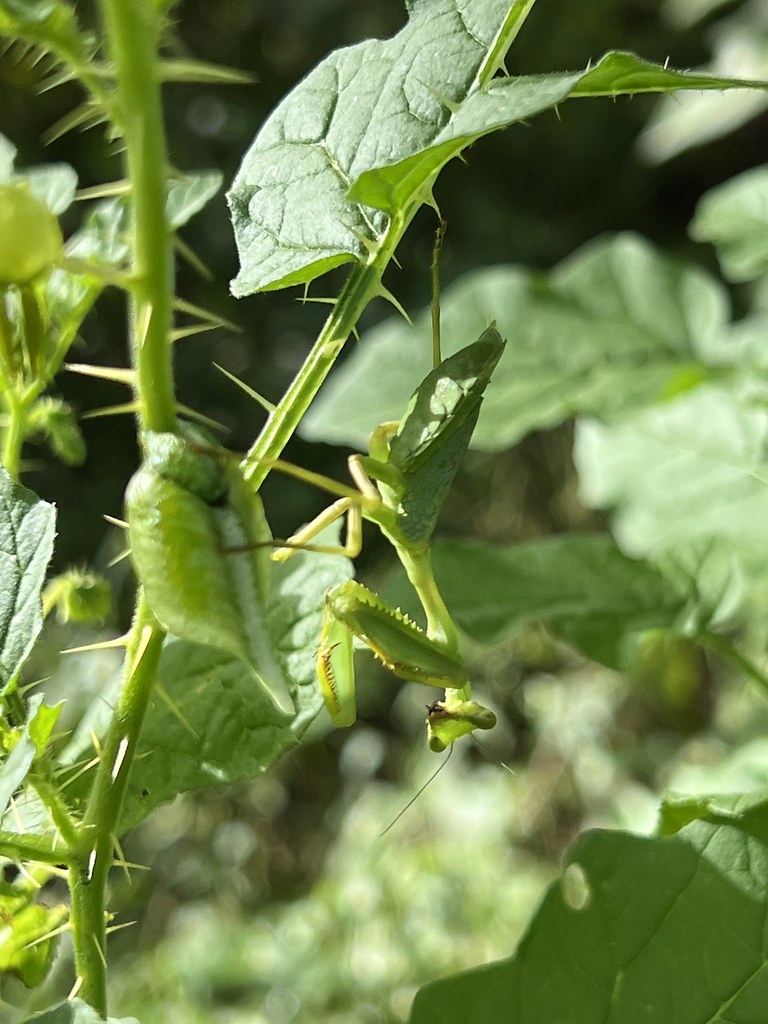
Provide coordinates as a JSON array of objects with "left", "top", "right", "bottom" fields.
[
  {"left": 0, "top": 183, "right": 63, "bottom": 285},
  {"left": 125, "top": 432, "right": 293, "bottom": 714}
]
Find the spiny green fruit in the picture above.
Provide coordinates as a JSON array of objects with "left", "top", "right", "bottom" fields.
[{"left": 0, "top": 183, "right": 62, "bottom": 286}]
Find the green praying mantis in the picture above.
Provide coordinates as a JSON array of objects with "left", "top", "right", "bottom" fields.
[{"left": 266, "top": 324, "right": 506, "bottom": 751}]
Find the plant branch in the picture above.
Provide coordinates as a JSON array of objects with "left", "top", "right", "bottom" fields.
[
  {"left": 241, "top": 214, "right": 411, "bottom": 489},
  {"left": 99, "top": 0, "right": 176, "bottom": 435},
  {"left": 699, "top": 631, "right": 768, "bottom": 698},
  {"left": 68, "top": 595, "right": 164, "bottom": 1017},
  {"left": 477, "top": 0, "right": 539, "bottom": 86}
]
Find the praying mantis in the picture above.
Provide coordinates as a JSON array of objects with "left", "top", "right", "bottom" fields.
[{"left": 267, "top": 325, "right": 506, "bottom": 751}]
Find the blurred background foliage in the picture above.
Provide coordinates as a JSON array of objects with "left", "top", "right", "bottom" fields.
[{"left": 3, "top": 0, "right": 768, "bottom": 1021}]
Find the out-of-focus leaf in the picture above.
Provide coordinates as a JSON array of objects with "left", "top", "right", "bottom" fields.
[
  {"left": 0, "top": 898, "right": 67, "bottom": 988},
  {"left": 0, "top": 135, "right": 77, "bottom": 211},
  {"left": 662, "top": 0, "right": 733, "bottom": 30},
  {"left": 0, "top": 0, "right": 57, "bottom": 24},
  {"left": 0, "top": 133, "right": 16, "bottom": 179},
  {"left": 637, "top": 18, "right": 768, "bottom": 163},
  {"left": 0, "top": 695, "right": 61, "bottom": 815},
  {"left": 427, "top": 534, "right": 688, "bottom": 669},
  {"left": 0, "top": 466, "right": 55, "bottom": 694},
  {"left": 166, "top": 171, "right": 223, "bottom": 229},
  {"left": 20, "top": 164, "right": 77, "bottom": 215},
  {"left": 691, "top": 165, "right": 768, "bottom": 282},
  {"left": 45, "top": 198, "right": 128, "bottom": 345},
  {"left": 21, "top": 1000, "right": 140, "bottom": 1024},
  {"left": 574, "top": 385, "right": 768, "bottom": 573},
  {"left": 410, "top": 796, "right": 768, "bottom": 1023},
  {"left": 302, "top": 234, "right": 730, "bottom": 452},
  {"left": 47, "top": 172, "right": 218, "bottom": 342}
]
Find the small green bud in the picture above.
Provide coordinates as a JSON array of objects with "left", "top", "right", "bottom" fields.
[
  {"left": 27, "top": 398, "right": 86, "bottom": 466},
  {"left": 43, "top": 569, "right": 112, "bottom": 624},
  {"left": 0, "top": 183, "right": 62, "bottom": 286}
]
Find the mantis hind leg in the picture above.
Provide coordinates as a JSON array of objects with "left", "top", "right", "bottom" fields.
[
  {"left": 254, "top": 455, "right": 374, "bottom": 563},
  {"left": 272, "top": 497, "right": 362, "bottom": 562}
]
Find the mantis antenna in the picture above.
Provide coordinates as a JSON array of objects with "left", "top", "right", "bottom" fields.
[{"left": 379, "top": 745, "right": 454, "bottom": 837}]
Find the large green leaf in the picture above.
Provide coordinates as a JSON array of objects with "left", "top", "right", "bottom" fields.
[
  {"left": 230, "top": 0, "right": 768, "bottom": 298},
  {"left": 229, "top": 0, "right": 529, "bottom": 295},
  {"left": 409, "top": 794, "right": 768, "bottom": 1023},
  {"left": 0, "top": 467, "right": 55, "bottom": 694},
  {"left": 352, "top": 51, "right": 768, "bottom": 216},
  {"left": 116, "top": 641, "right": 293, "bottom": 831},
  {"left": 425, "top": 534, "right": 688, "bottom": 668},
  {"left": 302, "top": 234, "right": 729, "bottom": 452},
  {"left": 691, "top": 164, "right": 768, "bottom": 282},
  {"left": 574, "top": 384, "right": 768, "bottom": 573}
]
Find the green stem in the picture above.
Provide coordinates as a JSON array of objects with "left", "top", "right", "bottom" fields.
[
  {"left": 19, "top": 286, "right": 44, "bottom": 378},
  {"left": 100, "top": 0, "right": 176, "bottom": 435},
  {"left": 477, "top": 0, "right": 540, "bottom": 85},
  {"left": 0, "top": 293, "right": 16, "bottom": 382},
  {"left": 29, "top": 772, "right": 79, "bottom": 850},
  {"left": 698, "top": 631, "right": 768, "bottom": 697},
  {"left": 1, "top": 393, "right": 26, "bottom": 479},
  {"left": 242, "top": 215, "right": 409, "bottom": 489},
  {"left": 69, "top": 596, "right": 164, "bottom": 1016}
]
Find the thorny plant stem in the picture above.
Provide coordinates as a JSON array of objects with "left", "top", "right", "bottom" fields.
[
  {"left": 69, "top": 596, "right": 164, "bottom": 1017},
  {"left": 100, "top": 0, "right": 176, "bottom": 435}
]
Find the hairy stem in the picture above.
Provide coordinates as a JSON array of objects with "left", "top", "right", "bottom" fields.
[
  {"left": 69, "top": 596, "right": 164, "bottom": 1016},
  {"left": 1, "top": 394, "right": 26, "bottom": 480},
  {"left": 241, "top": 214, "right": 410, "bottom": 489},
  {"left": 477, "top": 0, "right": 539, "bottom": 85},
  {"left": 100, "top": 0, "right": 176, "bottom": 435}
]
